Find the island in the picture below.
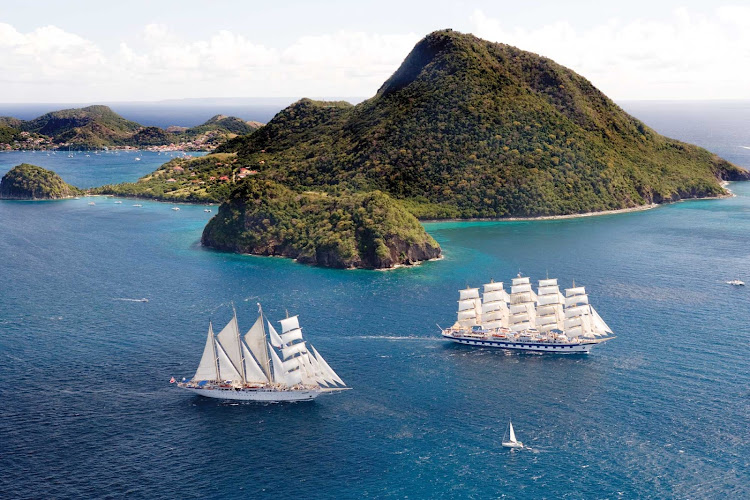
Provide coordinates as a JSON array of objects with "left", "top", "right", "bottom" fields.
[
  {"left": 48, "top": 29, "right": 750, "bottom": 268},
  {"left": 0, "top": 105, "right": 262, "bottom": 151},
  {"left": 0, "top": 163, "right": 82, "bottom": 200}
]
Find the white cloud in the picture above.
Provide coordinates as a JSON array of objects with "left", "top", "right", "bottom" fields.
[
  {"left": 1, "top": 7, "right": 749, "bottom": 102},
  {"left": 469, "top": 7, "right": 750, "bottom": 100}
]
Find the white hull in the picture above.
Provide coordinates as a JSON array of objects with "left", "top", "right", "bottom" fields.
[
  {"left": 502, "top": 442, "right": 523, "bottom": 449},
  {"left": 442, "top": 332, "right": 611, "bottom": 353},
  {"left": 179, "top": 385, "right": 321, "bottom": 402}
]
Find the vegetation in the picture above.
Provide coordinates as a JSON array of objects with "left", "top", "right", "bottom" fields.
[
  {"left": 0, "top": 106, "right": 262, "bottom": 150},
  {"left": 80, "top": 30, "right": 750, "bottom": 268},
  {"left": 218, "top": 30, "right": 748, "bottom": 218},
  {"left": 93, "top": 154, "right": 239, "bottom": 202},
  {"left": 202, "top": 178, "right": 441, "bottom": 269},
  {"left": 0, "top": 163, "right": 82, "bottom": 200}
]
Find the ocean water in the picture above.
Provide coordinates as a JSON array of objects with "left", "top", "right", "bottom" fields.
[{"left": 1, "top": 107, "right": 749, "bottom": 498}]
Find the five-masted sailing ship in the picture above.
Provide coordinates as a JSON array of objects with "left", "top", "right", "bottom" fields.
[
  {"left": 442, "top": 274, "right": 614, "bottom": 353},
  {"left": 177, "top": 305, "right": 347, "bottom": 401}
]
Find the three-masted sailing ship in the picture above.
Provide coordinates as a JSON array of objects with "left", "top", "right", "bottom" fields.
[
  {"left": 442, "top": 274, "right": 614, "bottom": 353},
  {"left": 177, "top": 305, "right": 347, "bottom": 401}
]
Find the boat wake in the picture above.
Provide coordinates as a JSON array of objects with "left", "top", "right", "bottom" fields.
[
  {"left": 112, "top": 298, "right": 149, "bottom": 303},
  {"left": 740, "top": 146, "right": 750, "bottom": 150},
  {"left": 357, "top": 335, "right": 442, "bottom": 341}
]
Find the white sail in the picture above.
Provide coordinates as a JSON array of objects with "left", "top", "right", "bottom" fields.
[
  {"left": 458, "top": 299, "right": 477, "bottom": 311},
  {"left": 298, "top": 352, "right": 327, "bottom": 387},
  {"left": 279, "top": 316, "right": 300, "bottom": 334},
  {"left": 538, "top": 285, "right": 559, "bottom": 295},
  {"left": 509, "top": 421, "right": 517, "bottom": 443},
  {"left": 565, "top": 295, "right": 589, "bottom": 307},
  {"left": 280, "top": 328, "right": 304, "bottom": 345},
  {"left": 267, "top": 321, "right": 283, "bottom": 347},
  {"left": 244, "top": 316, "right": 271, "bottom": 381},
  {"left": 281, "top": 341, "right": 307, "bottom": 359},
  {"left": 281, "top": 356, "right": 301, "bottom": 373},
  {"left": 269, "top": 344, "right": 292, "bottom": 386},
  {"left": 565, "top": 305, "right": 589, "bottom": 317},
  {"left": 457, "top": 310, "right": 477, "bottom": 320},
  {"left": 193, "top": 325, "right": 218, "bottom": 382},
  {"left": 509, "top": 278, "right": 537, "bottom": 331},
  {"left": 311, "top": 345, "right": 345, "bottom": 386},
  {"left": 483, "top": 281, "right": 505, "bottom": 292},
  {"left": 536, "top": 278, "right": 565, "bottom": 332},
  {"left": 566, "top": 286, "right": 587, "bottom": 297},
  {"left": 216, "top": 341, "right": 242, "bottom": 382},
  {"left": 459, "top": 288, "right": 480, "bottom": 300},
  {"left": 511, "top": 283, "right": 532, "bottom": 294},
  {"left": 509, "top": 303, "right": 529, "bottom": 314},
  {"left": 241, "top": 343, "right": 268, "bottom": 383},
  {"left": 285, "top": 367, "right": 303, "bottom": 386},
  {"left": 215, "top": 315, "right": 243, "bottom": 380},
  {"left": 590, "top": 306, "right": 613, "bottom": 335},
  {"left": 482, "top": 290, "right": 506, "bottom": 303}
]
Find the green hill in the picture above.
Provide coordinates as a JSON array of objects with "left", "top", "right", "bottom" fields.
[
  {"left": 219, "top": 29, "right": 748, "bottom": 218},
  {"left": 0, "top": 163, "right": 82, "bottom": 200},
  {"left": 0, "top": 106, "right": 260, "bottom": 149},
  {"left": 21, "top": 105, "right": 142, "bottom": 147},
  {"left": 202, "top": 179, "right": 441, "bottom": 269}
]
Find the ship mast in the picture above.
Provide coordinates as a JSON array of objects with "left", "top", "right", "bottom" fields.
[
  {"left": 232, "top": 303, "right": 247, "bottom": 384},
  {"left": 257, "top": 303, "right": 273, "bottom": 383}
]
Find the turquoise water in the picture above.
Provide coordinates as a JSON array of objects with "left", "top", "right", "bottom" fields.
[
  {"left": 1, "top": 142, "right": 749, "bottom": 496},
  {"left": 0, "top": 150, "right": 204, "bottom": 188}
]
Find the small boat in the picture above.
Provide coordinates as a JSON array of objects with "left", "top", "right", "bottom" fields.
[
  {"left": 727, "top": 279, "right": 745, "bottom": 286},
  {"left": 502, "top": 420, "right": 523, "bottom": 449},
  {"left": 172, "top": 207, "right": 180, "bottom": 211},
  {"left": 135, "top": 157, "right": 141, "bottom": 161},
  {"left": 133, "top": 204, "right": 143, "bottom": 207},
  {"left": 88, "top": 202, "right": 95, "bottom": 206},
  {"left": 204, "top": 209, "right": 212, "bottom": 213},
  {"left": 114, "top": 201, "right": 123, "bottom": 204}
]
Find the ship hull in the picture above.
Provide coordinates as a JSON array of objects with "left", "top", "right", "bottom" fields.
[
  {"left": 442, "top": 333, "right": 607, "bottom": 353},
  {"left": 178, "top": 385, "right": 321, "bottom": 402}
]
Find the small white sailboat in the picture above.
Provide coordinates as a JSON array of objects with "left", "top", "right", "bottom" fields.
[
  {"left": 726, "top": 278, "right": 745, "bottom": 286},
  {"left": 502, "top": 420, "right": 523, "bottom": 449}
]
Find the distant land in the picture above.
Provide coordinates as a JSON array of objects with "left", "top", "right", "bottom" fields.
[
  {"left": 0, "top": 97, "right": 366, "bottom": 128},
  {"left": 0, "top": 105, "right": 262, "bottom": 151},
  {"left": 90, "top": 29, "right": 749, "bottom": 269}
]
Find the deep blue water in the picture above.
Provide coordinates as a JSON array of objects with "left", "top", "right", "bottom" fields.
[{"left": 1, "top": 106, "right": 749, "bottom": 499}]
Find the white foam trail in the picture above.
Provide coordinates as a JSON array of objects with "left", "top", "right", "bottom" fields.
[
  {"left": 112, "top": 298, "right": 149, "bottom": 303},
  {"left": 740, "top": 146, "right": 750, "bottom": 150}
]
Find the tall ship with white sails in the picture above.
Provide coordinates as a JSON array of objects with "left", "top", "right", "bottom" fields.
[
  {"left": 177, "top": 305, "right": 348, "bottom": 401},
  {"left": 442, "top": 274, "right": 614, "bottom": 353}
]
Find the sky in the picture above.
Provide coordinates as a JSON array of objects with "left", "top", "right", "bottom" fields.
[{"left": 1, "top": 0, "right": 749, "bottom": 103}]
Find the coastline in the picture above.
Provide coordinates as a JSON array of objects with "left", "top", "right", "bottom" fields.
[{"left": 419, "top": 204, "right": 659, "bottom": 223}]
